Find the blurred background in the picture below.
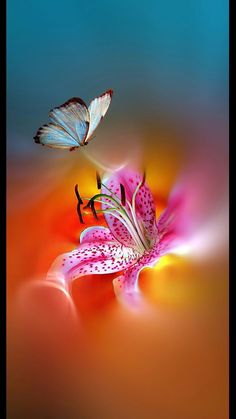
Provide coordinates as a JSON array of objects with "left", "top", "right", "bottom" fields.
[{"left": 7, "top": 1, "right": 228, "bottom": 418}]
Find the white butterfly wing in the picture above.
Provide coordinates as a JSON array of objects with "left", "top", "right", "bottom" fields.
[
  {"left": 34, "top": 123, "right": 79, "bottom": 149},
  {"left": 86, "top": 89, "right": 113, "bottom": 142},
  {"left": 49, "top": 97, "right": 90, "bottom": 145}
]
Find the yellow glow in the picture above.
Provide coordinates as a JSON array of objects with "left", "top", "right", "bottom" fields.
[{"left": 154, "top": 255, "right": 175, "bottom": 270}]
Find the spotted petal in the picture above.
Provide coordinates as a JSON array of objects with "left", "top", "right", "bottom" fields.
[
  {"left": 101, "top": 168, "right": 157, "bottom": 248},
  {"left": 157, "top": 184, "right": 189, "bottom": 256},
  {"left": 113, "top": 243, "right": 160, "bottom": 308},
  {"left": 46, "top": 240, "right": 140, "bottom": 291},
  {"left": 80, "top": 226, "right": 114, "bottom": 244}
]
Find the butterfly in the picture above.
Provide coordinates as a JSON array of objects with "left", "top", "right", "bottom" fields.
[{"left": 34, "top": 89, "right": 113, "bottom": 150}]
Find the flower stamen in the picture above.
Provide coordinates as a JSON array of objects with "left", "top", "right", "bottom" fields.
[
  {"left": 120, "top": 184, "right": 126, "bottom": 206},
  {"left": 75, "top": 171, "right": 151, "bottom": 252},
  {"left": 141, "top": 170, "right": 146, "bottom": 187},
  {"left": 96, "top": 171, "right": 102, "bottom": 190},
  {"left": 90, "top": 199, "right": 98, "bottom": 220},
  {"left": 74, "top": 184, "right": 84, "bottom": 224}
]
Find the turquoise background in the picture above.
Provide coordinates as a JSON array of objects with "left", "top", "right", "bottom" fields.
[{"left": 7, "top": 0, "right": 228, "bottom": 155}]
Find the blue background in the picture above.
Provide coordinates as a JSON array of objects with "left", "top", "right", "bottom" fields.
[{"left": 7, "top": 0, "right": 228, "bottom": 156}]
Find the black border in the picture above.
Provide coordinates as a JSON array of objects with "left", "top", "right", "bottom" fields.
[{"left": 4, "top": 1, "right": 230, "bottom": 418}]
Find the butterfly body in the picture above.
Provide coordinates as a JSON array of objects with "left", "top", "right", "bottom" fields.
[{"left": 34, "top": 89, "right": 113, "bottom": 150}]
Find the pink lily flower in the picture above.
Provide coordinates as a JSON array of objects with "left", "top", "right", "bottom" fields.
[{"left": 47, "top": 168, "right": 186, "bottom": 308}]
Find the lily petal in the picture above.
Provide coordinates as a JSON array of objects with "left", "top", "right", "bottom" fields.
[
  {"left": 47, "top": 240, "right": 140, "bottom": 291},
  {"left": 157, "top": 184, "right": 189, "bottom": 256},
  {"left": 102, "top": 168, "right": 157, "bottom": 247},
  {"left": 113, "top": 243, "right": 160, "bottom": 308},
  {"left": 80, "top": 226, "right": 114, "bottom": 244}
]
